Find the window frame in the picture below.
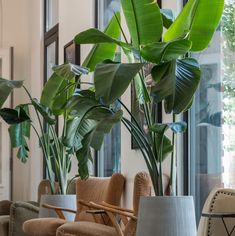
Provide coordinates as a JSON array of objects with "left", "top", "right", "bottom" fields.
[{"left": 43, "top": 0, "right": 59, "bottom": 178}]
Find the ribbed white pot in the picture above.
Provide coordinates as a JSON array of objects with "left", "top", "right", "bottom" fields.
[
  {"left": 136, "top": 196, "right": 197, "bottom": 236},
  {"left": 39, "top": 195, "right": 76, "bottom": 221}
]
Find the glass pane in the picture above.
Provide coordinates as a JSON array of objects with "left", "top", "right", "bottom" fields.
[
  {"left": 45, "top": 0, "right": 58, "bottom": 31},
  {"left": 98, "top": 0, "right": 120, "bottom": 30},
  {"left": 46, "top": 42, "right": 56, "bottom": 80},
  {"left": 97, "top": 0, "right": 121, "bottom": 177},
  {"left": 189, "top": 0, "right": 235, "bottom": 224}
]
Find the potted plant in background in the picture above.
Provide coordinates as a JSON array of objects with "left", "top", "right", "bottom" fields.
[{"left": 0, "top": 62, "right": 122, "bottom": 217}]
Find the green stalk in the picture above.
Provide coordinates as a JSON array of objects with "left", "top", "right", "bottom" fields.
[
  {"left": 31, "top": 124, "right": 56, "bottom": 194},
  {"left": 170, "top": 114, "right": 176, "bottom": 195}
]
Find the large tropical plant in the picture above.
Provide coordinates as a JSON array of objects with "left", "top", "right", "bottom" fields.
[
  {"left": 70, "top": 0, "right": 224, "bottom": 196},
  {"left": 0, "top": 0, "right": 224, "bottom": 196},
  {"left": 0, "top": 63, "right": 121, "bottom": 194}
]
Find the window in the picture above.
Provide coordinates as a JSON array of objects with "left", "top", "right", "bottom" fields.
[
  {"left": 95, "top": 0, "right": 121, "bottom": 177},
  {"left": 44, "top": 0, "right": 58, "bottom": 82},
  {"left": 188, "top": 0, "right": 235, "bottom": 223},
  {"left": 43, "top": 0, "right": 58, "bottom": 176},
  {"left": 45, "top": 0, "right": 58, "bottom": 32}
]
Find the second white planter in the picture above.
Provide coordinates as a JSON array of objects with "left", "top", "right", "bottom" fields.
[
  {"left": 39, "top": 195, "right": 76, "bottom": 221},
  {"left": 136, "top": 196, "right": 197, "bottom": 236}
]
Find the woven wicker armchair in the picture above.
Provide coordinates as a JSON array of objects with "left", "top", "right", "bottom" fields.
[
  {"left": 23, "top": 173, "right": 125, "bottom": 236},
  {"left": 56, "top": 172, "right": 152, "bottom": 236}
]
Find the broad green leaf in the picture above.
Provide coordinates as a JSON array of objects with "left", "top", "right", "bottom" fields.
[
  {"left": 161, "top": 9, "right": 174, "bottom": 29},
  {"left": 75, "top": 28, "right": 120, "bottom": 45},
  {"left": 40, "top": 73, "right": 64, "bottom": 109},
  {"left": 51, "top": 79, "right": 75, "bottom": 116},
  {"left": 155, "top": 135, "right": 173, "bottom": 162},
  {"left": 121, "top": 0, "right": 163, "bottom": 48},
  {"left": 133, "top": 74, "right": 150, "bottom": 104},
  {"left": 164, "top": 0, "right": 224, "bottom": 52},
  {"left": 53, "top": 63, "right": 88, "bottom": 80},
  {"left": 167, "top": 58, "right": 201, "bottom": 114},
  {"left": 81, "top": 13, "right": 121, "bottom": 72},
  {"left": 0, "top": 107, "right": 30, "bottom": 124},
  {"left": 152, "top": 58, "right": 201, "bottom": 114},
  {"left": 75, "top": 110, "right": 123, "bottom": 179},
  {"left": 94, "top": 62, "right": 144, "bottom": 105},
  {"left": 8, "top": 105, "right": 31, "bottom": 163},
  {"left": 41, "top": 64, "right": 87, "bottom": 110},
  {"left": 0, "top": 79, "right": 23, "bottom": 108},
  {"left": 151, "top": 122, "right": 187, "bottom": 134},
  {"left": 141, "top": 39, "right": 192, "bottom": 64},
  {"left": 31, "top": 99, "right": 56, "bottom": 125},
  {"left": 151, "top": 63, "right": 170, "bottom": 83},
  {"left": 151, "top": 61, "right": 175, "bottom": 104}
]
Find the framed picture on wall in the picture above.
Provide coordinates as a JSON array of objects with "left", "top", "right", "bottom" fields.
[{"left": 64, "top": 40, "right": 80, "bottom": 65}]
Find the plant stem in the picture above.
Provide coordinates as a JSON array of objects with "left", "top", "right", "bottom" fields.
[
  {"left": 22, "top": 85, "right": 44, "bottom": 135},
  {"left": 117, "top": 98, "right": 142, "bottom": 131},
  {"left": 170, "top": 114, "right": 176, "bottom": 195}
]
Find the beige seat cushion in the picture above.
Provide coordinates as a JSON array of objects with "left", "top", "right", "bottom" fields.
[
  {"left": 56, "top": 222, "right": 117, "bottom": 236},
  {"left": 0, "top": 215, "right": 10, "bottom": 236},
  {"left": 23, "top": 218, "right": 67, "bottom": 236}
]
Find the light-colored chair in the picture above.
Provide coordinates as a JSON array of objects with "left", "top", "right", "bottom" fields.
[
  {"left": 198, "top": 188, "right": 235, "bottom": 236},
  {"left": 56, "top": 172, "right": 152, "bottom": 236},
  {"left": 23, "top": 173, "right": 125, "bottom": 236}
]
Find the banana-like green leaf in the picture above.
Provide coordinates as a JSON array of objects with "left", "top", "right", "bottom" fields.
[
  {"left": 151, "top": 122, "right": 187, "bottom": 134},
  {"left": 51, "top": 79, "right": 76, "bottom": 116},
  {"left": 150, "top": 122, "right": 186, "bottom": 162},
  {"left": 141, "top": 39, "right": 192, "bottom": 64},
  {"left": 81, "top": 13, "right": 121, "bottom": 72},
  {"left": 0, "top": 107, "right": 30, "bottom": 124},
  {"left": 0, "top": 79, "right": 23, "bottom": 108},
  {"left": 161, "top": 9, "right": 174, "bottom": 29},
  {"left": 121, "top": 0, "right": 163, "bottom": 48},
  {"left": 54, "top": 63, "right": 89, "bottom": 80},
  {"left": 94, "top": 61, "right": 144, "bottom": 105},
  {"left": 155, "top": 135, "right": 173, "bottom": 162},
  {"left": 151, "top": 58, "right": 201, "bottom": 114},
  {"left": 75, "top": 109, "right": 123, "bottom": 179},
  {"left": 31, "top": 99, "right": 56, "bottom": 125},
  {"left": 75, "top": 28, "right": 120, "bottom": 45},
  {"left": 8, "top": 105, "right": 31, "bottom": 163},
  {"left": 40, "top": 73, "right": 64, "bottom": 109},
  {"left": 165, "top": 58, "right": 201, "bottom": 114},
  {"left": 41, "top": 64, "right": 88, "bottom": 111},
  {"left": 164, "top": 0, "right": 224, "bottom": 52},
  {"left": 151, "top": 61, "right": 175, "bottom": 104}
]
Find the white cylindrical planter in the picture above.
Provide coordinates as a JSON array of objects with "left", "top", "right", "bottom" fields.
[
  {"left": 39, "top": 195, "right": 76, "bottom": 221},
  {"left": 137, "top": 196, "right": 197, "bottom": 236}
]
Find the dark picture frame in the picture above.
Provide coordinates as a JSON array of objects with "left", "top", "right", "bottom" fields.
[{"left": 64, "top": 40, "right": 80, "bottom": 65}]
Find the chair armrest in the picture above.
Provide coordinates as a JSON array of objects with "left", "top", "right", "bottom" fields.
[
  {"left": 0, "top": 200, "right": 12, "bottom": 215},
  {"left": 78, "top": 200, "right": 92, "bottom": 208},
  {"left": 42, "top": 203, "right": 76, "bottom": 219},
  {"left": 90, "top": 202, "right": 137, "bottom": 221},
  {"left": 101, "top": 202, "right": 134, "bottom": 214}
]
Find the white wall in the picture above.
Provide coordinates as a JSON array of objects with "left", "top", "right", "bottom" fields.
[{"left": 2, "top": 0, "right": 43, "bottom": 201}]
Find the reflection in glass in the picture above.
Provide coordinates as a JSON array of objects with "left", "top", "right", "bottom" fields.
[
  {"left": 45, "top": 0, "right": 58, "bottom": 31},
  {"left": 97, "top": 0, "right": 121, "bottom": 177},
  {"left": 46, "top": 42, "right": 56, "bottom": 80},
  {"left": 190, "top": 0, "right": 235, "bottom": 223}
]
